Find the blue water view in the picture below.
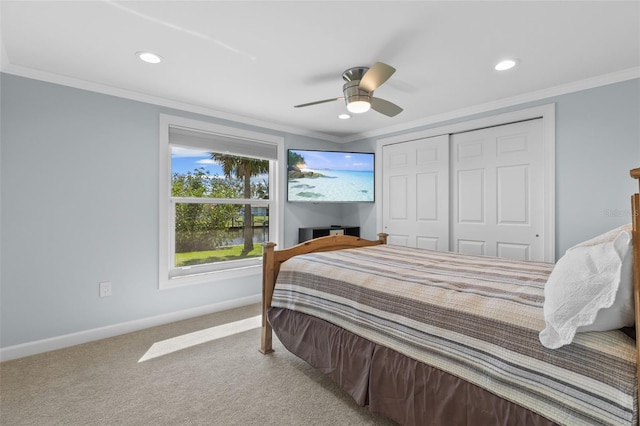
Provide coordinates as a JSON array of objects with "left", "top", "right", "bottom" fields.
[{"left": 288, "top": 169, "right": 375, "bottom": 202}]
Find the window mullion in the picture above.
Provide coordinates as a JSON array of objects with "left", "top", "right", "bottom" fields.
[{"left": 171, "top": 196, "right": 270, "bottom": 207}]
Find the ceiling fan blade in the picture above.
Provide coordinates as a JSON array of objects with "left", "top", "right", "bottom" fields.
[
  {"left": 294, "top": 97, "right": 344, "bottom": 108},
  {"left": 359, "top": 62, "right": 396, "bottom": 93},
  {"left": 370, "top": 97, "right": 403, "bottom": 117}
]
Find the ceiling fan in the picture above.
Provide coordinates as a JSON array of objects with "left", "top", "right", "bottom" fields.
[{"left": 294, "top": 62, "right": 403, "bottom": 117}]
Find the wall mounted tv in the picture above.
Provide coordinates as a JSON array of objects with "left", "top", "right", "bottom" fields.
[{"left": 287, "top": 149, "right": 375, "bottom": 203}]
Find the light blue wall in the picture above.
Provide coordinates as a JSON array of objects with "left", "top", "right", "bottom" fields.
[
  {"left": 0, "top": 74, "right": 341, "bottom": 348},
  {"left": 346, "top": 79, "right": 640, "bottom": 257}
]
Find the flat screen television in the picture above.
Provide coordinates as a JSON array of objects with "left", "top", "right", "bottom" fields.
[{"left": 287, "top": 149, "right": 375, "bottom": 203}]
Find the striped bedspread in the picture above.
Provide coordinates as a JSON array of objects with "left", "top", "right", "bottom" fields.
[{"left": 271, "top": 244, "right": 638, "bottom": 426}]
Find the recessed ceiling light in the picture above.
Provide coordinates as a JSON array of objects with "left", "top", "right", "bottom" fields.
[
  {"left": 338, "top": 113, "right": 351, "bottom": 120},
  {"left": 495, "top": 59, "right": 518, "bottom": 71},
  {"left": 136, "top": 51, "right": 162, "bottom": 64}
]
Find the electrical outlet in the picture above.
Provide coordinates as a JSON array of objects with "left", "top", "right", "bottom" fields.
[{"left": 99, "top": 281, "right": 113, "bottom": 298}]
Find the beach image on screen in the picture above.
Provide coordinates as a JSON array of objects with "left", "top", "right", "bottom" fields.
[{"left": 287, "top": 150, "right": 374, "bottom": 202}]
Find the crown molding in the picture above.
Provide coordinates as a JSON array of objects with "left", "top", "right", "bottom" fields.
[
  {"left": 2, "top": 63, "right": 638, "bottom": 145},
  {"left": 0, "top": 63, "right": 344, "bottom": 143},
  {"left": 343, "top": 67, "right": 640, "bottom": 143}
]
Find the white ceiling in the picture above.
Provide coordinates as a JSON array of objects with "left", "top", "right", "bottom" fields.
[{"left": 1, "top": 1, "right": 639, "bottom": 142}]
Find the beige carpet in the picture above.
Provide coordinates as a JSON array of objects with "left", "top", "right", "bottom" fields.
[{"left": 0, "top": 303, "right": 395, "bottom": 425}]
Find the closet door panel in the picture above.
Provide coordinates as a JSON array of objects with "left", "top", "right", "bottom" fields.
[
  {"left": 497, "top": 165, "right": 528, "bottom": 224},
  {"left": 457, "top": 169, "right": 485, "bottom": 223},
  {"left": 416, "top": 172, "right": 438, "bottom": 221},
  {"left": 452, "top": 119, "right": 544, "bottom": 261},
  {"left": 389, "top": 175, "right": 409, "bottom": 220},
  {"left": 457, "top": 240, "right": 485, "bottom": 256},
  {"left": 382, "top": 135, "right": 449, "bottom": 249},
  {"left": 497, "top": 243, "right": 530, "bottom": 261}
]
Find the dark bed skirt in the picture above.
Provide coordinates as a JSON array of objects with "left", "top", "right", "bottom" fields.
[{"left": 268, "top": 307, "right": 557, "bottom": 426}]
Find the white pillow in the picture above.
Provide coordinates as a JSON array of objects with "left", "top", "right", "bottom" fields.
[{"left": 539, "top": 226, "right": 633, "bottom": 349}]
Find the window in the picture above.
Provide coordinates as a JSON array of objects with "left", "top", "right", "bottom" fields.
[{"left": 159, "top": 115, "right": 283, "bottom": 289}]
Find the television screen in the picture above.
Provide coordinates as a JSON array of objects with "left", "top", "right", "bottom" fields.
[{"left": 287, "top": 149, "right": 375, "bottom": 203}]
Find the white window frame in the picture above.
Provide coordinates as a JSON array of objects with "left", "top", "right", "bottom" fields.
[{"left": 159, "top": 114, "right": 284, "bottom": 289}]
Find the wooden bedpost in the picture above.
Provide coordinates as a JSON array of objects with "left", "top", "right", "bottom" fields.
[
  {"left": 630, "top": 168, "right": 640, "bottom": 405},
  {"left": 260, "top": 242, "right": 277, "bottom": 354}
]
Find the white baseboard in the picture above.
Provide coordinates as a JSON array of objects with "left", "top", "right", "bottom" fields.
[{"left": 0, "top": 294, "right": 261, "bottom": 362}]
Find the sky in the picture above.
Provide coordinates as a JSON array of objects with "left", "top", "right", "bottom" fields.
[
  {"left": 290, "top": 150, "right": 374, "bottom": 172},
  {"left": 171, "top": 147, "right": 225, "bottom": 176},
  {"left": 171, "top": 147, "right": 270, "bottom": 185}
]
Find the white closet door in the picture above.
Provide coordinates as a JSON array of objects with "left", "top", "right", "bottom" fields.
[
  {"left": 382, "top": 135, "right": 449, "bottom": 250},
  {"left": 451, "top": 119, "right": 544, "bottom": 261}
]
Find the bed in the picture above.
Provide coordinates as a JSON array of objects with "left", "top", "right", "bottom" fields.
[{"left": 259, "top": 168, "right": 640, "bottom": 426}]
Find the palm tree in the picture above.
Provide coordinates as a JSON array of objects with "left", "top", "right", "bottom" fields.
[{"left": 211, "top": 153, "right": 269, "bottom": 255}]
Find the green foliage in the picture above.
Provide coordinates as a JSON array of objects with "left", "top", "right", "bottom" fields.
[
  {"left": 172, "top": 167, "right": 241, "bottom": 198},
  {"left": 211, "top": 153, "right": 269, "bottom": 195},
  {"left": 172, "top": 168, "right": 240, "bottom": 253},
  {"left": 288, "top": 151, "right": 305, "bottom": 167},
  {"left": 171, "top": 160, "right": 270, "bottom": 256}
]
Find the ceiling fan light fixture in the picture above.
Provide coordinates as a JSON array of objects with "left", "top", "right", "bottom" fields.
[
  {"left": 346, "top": 100, "right": 371, "bottom": 114},
  {"left": 343, "top": 79, "right": 371, "bottom": 114},
  {"left": 294, "top": 62, "right": 402, "bottom": 117}
]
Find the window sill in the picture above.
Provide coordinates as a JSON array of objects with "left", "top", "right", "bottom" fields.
[{"left": 160, "top": 264, "right": 261, "bottom": 290}]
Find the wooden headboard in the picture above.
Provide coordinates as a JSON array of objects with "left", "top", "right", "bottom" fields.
[{"left": 259, "top": 233, "right": 388, "bottom": 354}]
